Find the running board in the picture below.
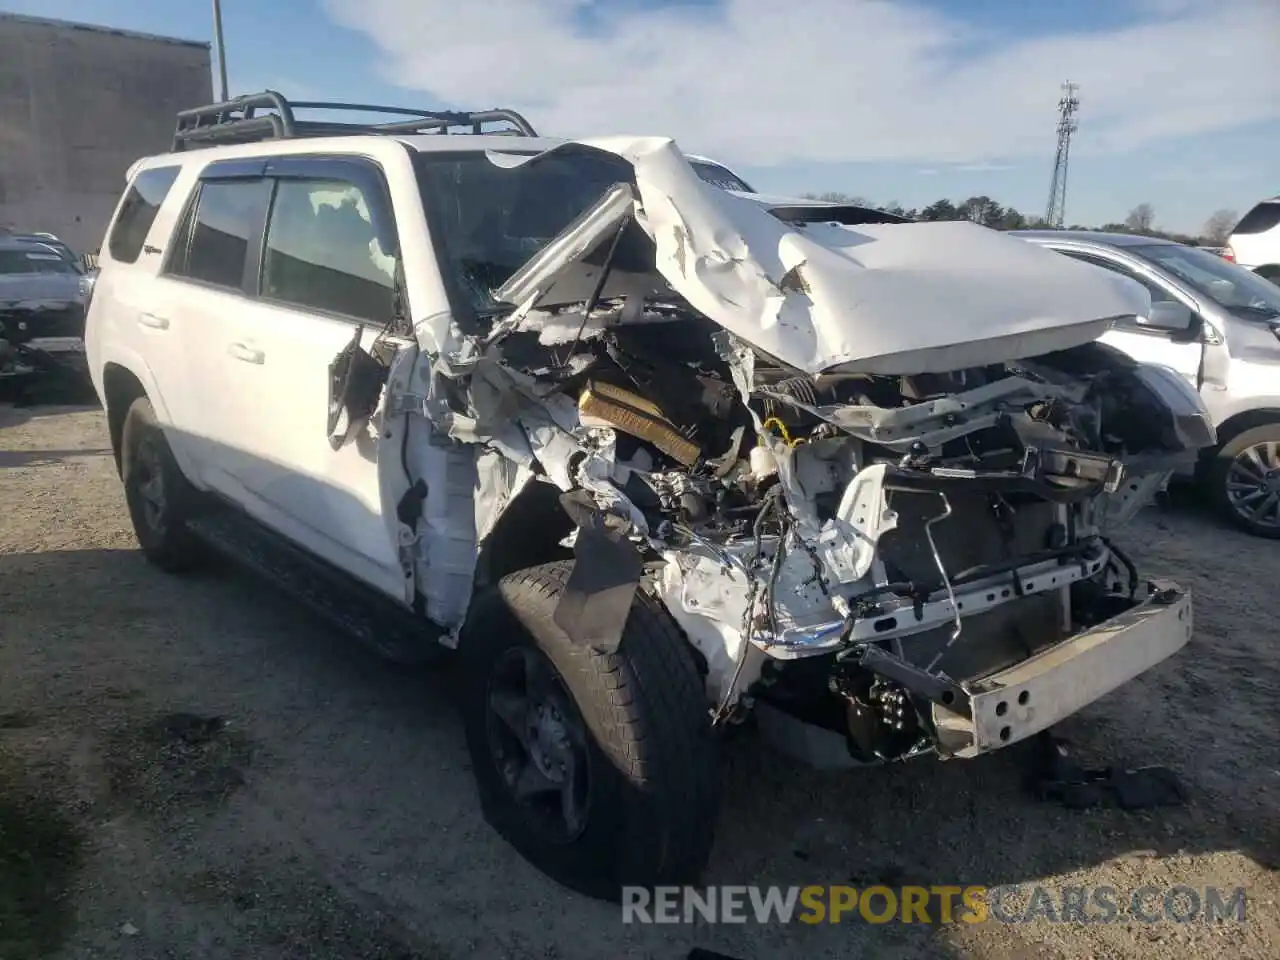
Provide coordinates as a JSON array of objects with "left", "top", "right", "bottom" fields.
[{"left": 186, "top": 509, "right": 448, "bottom": 666}]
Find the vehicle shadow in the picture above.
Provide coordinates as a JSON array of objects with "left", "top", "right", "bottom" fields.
[{"left": 0, "top": 370, "right": 98, "bottom": 409}]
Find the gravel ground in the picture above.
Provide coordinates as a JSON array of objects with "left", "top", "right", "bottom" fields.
[{"left": 1, "top": 401, "right": 1277, "bottom": 960}]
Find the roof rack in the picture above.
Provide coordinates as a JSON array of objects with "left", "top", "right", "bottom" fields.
[{"left": 172, "top": 90, "right": 537, "bottom": 151}]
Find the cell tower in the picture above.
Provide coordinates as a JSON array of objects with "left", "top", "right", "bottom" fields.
[{"left": 1045, "top": 81, "right": 1079, "bottom": 228}]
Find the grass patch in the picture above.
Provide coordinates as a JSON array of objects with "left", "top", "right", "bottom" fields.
[{"left": 0, "top": 760, "right": 83, "bottom": 960}]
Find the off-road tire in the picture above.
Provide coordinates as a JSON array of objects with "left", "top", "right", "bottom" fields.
[
  {"left": 460, "top": 560, "right": 720, "bottom": 901},
  {"left": 120, "top": 396, "right": 206, "bottom": 571},
  {"left": 1204, "top": 421, "right": 1280, "bottom": 539}
]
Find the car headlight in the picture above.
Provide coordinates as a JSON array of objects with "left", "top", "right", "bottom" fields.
[{"left": 78, "top": 273, "right": 96, "bottom": 304}]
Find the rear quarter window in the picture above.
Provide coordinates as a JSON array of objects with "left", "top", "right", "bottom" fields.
[
  {"left": 107, "top": 166, "right": 182, "bottom": 264},
  {"left": 1232, "top": 202, "right": 1280, "bottom": 236}
]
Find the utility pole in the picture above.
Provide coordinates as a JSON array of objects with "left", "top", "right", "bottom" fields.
[
  {"left": 1045, "top": 81, "right": 1079, "bottom": 229},
  {"left": 212, "top": 0, "right": 229, "bottom": 101}
]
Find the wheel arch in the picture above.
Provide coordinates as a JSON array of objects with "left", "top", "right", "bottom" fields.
[
  {"left": 102, "top": 362, "right": 150, "bottom": 476},
  {"left": 472, "top": 479, "right": 575, "bottom": 592},
  {"left": 1212, "top": 407, "right": 1280, "bottom": 450},
  {"left": 463, "top": 480, "right": 707, "bottom": 675}
]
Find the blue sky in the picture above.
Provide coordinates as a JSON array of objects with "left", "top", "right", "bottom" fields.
[{"left": 4, "top": 0, "right": 1277, "bottom": 234}]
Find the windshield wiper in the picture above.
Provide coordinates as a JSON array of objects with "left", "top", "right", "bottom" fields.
[{"left": 1230, "top": 304, "right": 1280, "bottom": 319}]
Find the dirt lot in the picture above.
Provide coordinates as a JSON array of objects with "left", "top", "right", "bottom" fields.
[{"left": 1, "top": 401, "right": 1276, "bottom": 960}]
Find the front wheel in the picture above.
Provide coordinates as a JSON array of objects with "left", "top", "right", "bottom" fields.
[
  {"left": 459, "top": 561, "right": 720, "bottom": 901},
  {"left": 120, "top": 396, "right": 205, "bottom": 570},
  {"left": 1205, "top": 422, "right": 1280, "bottom": 538}
]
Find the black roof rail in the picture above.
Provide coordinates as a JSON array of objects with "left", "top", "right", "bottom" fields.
[{"left": 172, "top": 90, "right": 537, "bottom": 151}]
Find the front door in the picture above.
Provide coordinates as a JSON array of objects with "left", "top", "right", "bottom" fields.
[
  {"left": 222, "top": 158, "right": 410, "bottom": 598},
  {"left": 157, "top": 157, "right": 410, "bottom": 600}
]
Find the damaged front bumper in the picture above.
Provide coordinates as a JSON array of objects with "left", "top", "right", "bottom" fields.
[
  {"left": 931, "top": 578, "right": 1191, "bottom": 757},
  {"left": 755, "top": 579, "right": 1191, "bottom": 768}
]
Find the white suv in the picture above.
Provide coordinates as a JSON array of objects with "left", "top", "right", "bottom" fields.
[
  {"left": 1226, "top": 197, "right": 1280, "bottom": 282},
  {"left": 87, "top": 91, "right": 1210, "bottom": 900},
  {"left": 1014, "top": 230, "right": 1280, "bottom": 538}
]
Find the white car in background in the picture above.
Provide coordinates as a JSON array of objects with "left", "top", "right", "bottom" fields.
[
  {"left": 1015, "top": 230, "right": 1280, "bottom": 537},
  {"left": 1225, "top": 197, "right": 1280, "bottom": 282}
]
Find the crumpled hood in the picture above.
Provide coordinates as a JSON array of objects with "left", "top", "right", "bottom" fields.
[{"left": 491, "top": 137, "right": 1151, "bottom": 376}]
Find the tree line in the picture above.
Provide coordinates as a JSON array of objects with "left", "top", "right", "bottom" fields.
[{"left": 800, "top": 193, "right": 1240, "bottom": 247}]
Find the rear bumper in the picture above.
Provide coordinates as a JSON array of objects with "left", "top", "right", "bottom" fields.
[{"left": 933, "top": 579, "right": 1191, "bottom": 758}]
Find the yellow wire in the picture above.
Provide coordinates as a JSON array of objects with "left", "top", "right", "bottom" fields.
[{"left": 761, "top": 416, "right": 805, "bottom": 447}]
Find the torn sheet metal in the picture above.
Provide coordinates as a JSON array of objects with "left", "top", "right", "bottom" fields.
[
  {"left": 655, "top": 547, "right": 762, "bottom": 704},
  {"left": 488, "top": 137, "right": 1151, "bottom": 376},
  {"left": 552, "top": 490, "right": 644, "bottom": 652},
  {"left": 474, "top": 448, "right": 534, "bottom": 544},
  {"left": 402, "top": 428, "right": 481, "bottom": 632},
  {"left": 388, "top": 135, "right": 1207, "bottom": 759},
  {"left": 810, "top": 463, "right": 899, "bottom": 584}
]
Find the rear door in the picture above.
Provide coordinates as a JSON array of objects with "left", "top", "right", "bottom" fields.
[{"left": 152, "top": 164, "right": 275, "bottom": 498}]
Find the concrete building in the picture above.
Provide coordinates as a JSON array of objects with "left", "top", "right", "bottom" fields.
[{"left": 0, "top": 13, "right": 212, "bottom": 254}]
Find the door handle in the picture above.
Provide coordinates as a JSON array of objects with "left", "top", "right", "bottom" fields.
[
  {"left": 137, "top": 312, "right": 169, "bottom": 330},
  {"left": 227, "top": 342, "right": 265, "bottom": 364}
]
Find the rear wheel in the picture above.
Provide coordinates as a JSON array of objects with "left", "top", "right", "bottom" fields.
[
  {"left": 121, "top": 396, "right": 205, "bottom": 570},
  {"left": 460, "top": 561, "right": 720, "bottom": 901},
  {"left": 1205, "top": 422, "right": 1280, "bottom": 538}
]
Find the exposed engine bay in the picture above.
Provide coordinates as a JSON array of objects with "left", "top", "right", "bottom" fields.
[
  {"left": 389, "top": 137, "right": 1211, "bottom": 768},
  {"left": 452, "top": 302, "right": 1204, "bottom": 758}
]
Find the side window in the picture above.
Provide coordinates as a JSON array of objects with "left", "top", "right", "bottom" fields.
[
  {"left": 1232, "top": 202, "right": 1280, "bottom": 236},
  {"left": 167, "top": 178, "right": 272, "bottom": 290},
  {"left": 107, "top": 166, "right": 181, "bottom": 264},
  {"left": 1059, "top": 251, "right": 1172, "bottom": 302},
  {"left": 1058, "top": 250, "right": 1182, "bottom": 334},
  {"left": 260, "top": 178, "right": 397, "bottom": 323}
]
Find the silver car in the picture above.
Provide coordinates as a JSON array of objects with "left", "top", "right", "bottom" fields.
[
  {"left": 1015, "top": 230, "right": 1280, "bottom": 538},
  {"left": 0, "top": 234, "right": 88, "bottom": 348}
]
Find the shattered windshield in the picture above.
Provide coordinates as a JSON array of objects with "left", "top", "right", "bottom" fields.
[
  {"left": 1132, "top": 243, "right": 1280, "bottom": 320},
  {"left": 415, "top": 149, "right": 636, "bottom": 323}
]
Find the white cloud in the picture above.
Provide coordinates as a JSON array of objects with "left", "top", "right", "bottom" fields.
[
  {"left": 322, "top": 0, "right": 1280, "bottom": 168},
  {"left": 954, "top": 162, "right": 1016, "bottom": 173}
]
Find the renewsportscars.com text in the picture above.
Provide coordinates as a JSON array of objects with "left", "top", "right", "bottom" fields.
[{"left": 621, "top": 885, "right": 1249, "bottom": 925}]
